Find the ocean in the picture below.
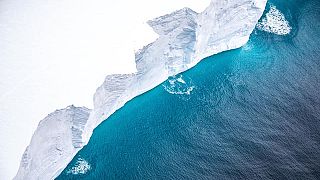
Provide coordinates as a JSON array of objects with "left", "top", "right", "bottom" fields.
[{"left": 57, "top": 0, "right": 320, "bottom": 179}]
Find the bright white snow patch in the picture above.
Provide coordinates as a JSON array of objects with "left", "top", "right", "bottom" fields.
[
  {"left": 256, "top": 5, "right": 292, "bottom": 35},
  {"left": 67, "top": 158, "right": 91, "bottom": 175}
]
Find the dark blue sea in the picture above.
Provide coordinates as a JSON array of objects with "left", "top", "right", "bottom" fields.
[{"left": 57, "top": 0, "right": 320, "bottom": 179}]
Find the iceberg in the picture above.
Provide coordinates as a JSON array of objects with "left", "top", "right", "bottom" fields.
[
  {"left": 14, "top": 106, "right": 90, "bottom": 179},
  {"left": 15, "top": 0, "right": 267, "bottom": 179}
]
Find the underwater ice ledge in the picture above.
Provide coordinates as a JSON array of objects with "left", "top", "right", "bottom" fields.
[{"left": 15, "top": 0, "right": 267, "bottom": 179}]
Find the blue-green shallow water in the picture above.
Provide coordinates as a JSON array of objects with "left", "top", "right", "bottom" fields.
[{"left": 57, "top": 0, "right": 320, "bottom": 179}]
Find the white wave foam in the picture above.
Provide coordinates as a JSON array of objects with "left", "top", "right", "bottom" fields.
[
  {"left": 256, "top": 5, "right": 292, "bottom": 35},
  {"left": 67, "top": 158, "right": 91, "bottom": 175},
  {"left": 163, "top": 75, "right": 195, "bottom": 96}
]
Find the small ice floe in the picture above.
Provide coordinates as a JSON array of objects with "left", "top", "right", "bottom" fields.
[
  {"left": 162, "top": 74, "right": 195, "bottom": 99},
  {"left": 67, "top": 158, "right": 91, "bottom": 175},
  {"left": 256, "top": 4, "right": 292, "bottom": 35}
]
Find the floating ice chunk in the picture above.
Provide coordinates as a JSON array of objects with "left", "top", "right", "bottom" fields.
[
  {"left": 67, "top": 158, "right": 91, "bottom": 175},
  {"left": 163, "top": 75, "right": 195, "bottom": 96},
  {"left": 256, "top": 5, "right": 292, "bottom": 35}
]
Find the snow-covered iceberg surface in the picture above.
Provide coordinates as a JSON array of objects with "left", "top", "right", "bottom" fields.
[{"left": 15, "top": 0, "right": 267, "bottom": 179}]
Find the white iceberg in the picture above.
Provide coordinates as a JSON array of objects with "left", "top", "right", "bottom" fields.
[
  {"left": 15, "top": 0, "right": 267, "bottom": 179},
  {"left": 15, "top": 105, "right": 90, "bottom": 179}
]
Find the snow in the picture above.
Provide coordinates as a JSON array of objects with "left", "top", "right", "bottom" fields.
[{"left": 13, "top": 0, "right": 267, "bottom": 179}]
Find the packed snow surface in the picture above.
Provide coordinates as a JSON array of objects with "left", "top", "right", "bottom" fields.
[{"left": 15, "top": 0, "right": 267, "bottom": 179}]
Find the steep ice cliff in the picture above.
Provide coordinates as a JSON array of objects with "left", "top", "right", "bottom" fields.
[
  {"left": 15, "top": 0, "right": 267, "bottom": 179},
  {"left": 15, "top": 106, "right": 90, "bottom": 179}
]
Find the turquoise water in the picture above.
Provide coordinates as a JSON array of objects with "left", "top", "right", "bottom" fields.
[{"left": 58, "top": 0, "right": 320, "bottom": 179}]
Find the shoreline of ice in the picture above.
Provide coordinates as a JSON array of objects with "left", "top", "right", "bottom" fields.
[{"left": 15, "top": 0, "right": 267, "bottom": 179}]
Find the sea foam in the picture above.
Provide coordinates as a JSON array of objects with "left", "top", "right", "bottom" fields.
[
  {"left": 163, "top": 75, "right": 195, "bottom": 99},
  {"left": 67, "top": 158, "right": 91, "bottom": 175},
  {"left": 257, "top": 4, "right": 292, "bottom": 35}
]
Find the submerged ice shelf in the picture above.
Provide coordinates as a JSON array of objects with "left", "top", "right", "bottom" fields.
[{"left": 15, "top": 0, "right": 267, "bottom": 179}]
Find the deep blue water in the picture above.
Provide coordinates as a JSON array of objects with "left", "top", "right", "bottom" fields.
[{"left": 57, "top": 0, "right": 320, "bottom": 179}]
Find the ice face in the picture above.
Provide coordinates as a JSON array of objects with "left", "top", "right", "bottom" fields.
[{"left": 14, "top": 106, "right": 90, "bottom": 180}]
